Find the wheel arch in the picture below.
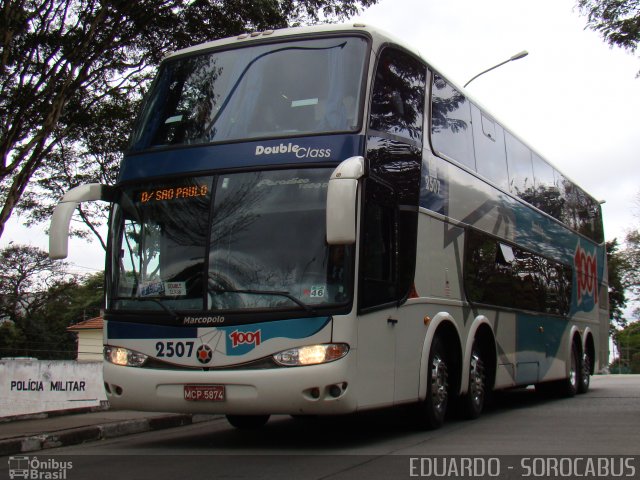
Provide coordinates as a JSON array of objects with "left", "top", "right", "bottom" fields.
[{"left": 569, "top": 326, "right": 583, "bottom": 354}]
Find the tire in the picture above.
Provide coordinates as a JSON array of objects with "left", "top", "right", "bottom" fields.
[
  {"left": 416, "top": 336, "right": 449, "bottom": 429},
  {"left": 564, "top": 341, "right": 580, "bottom": 397},
  {"left": 578, "top": 351, "right": 591, "bottom": 394},
  {"left": 460, "top": 342, "right": 486, "bottom": 419},
  {"left": 226, "top": 414, "right": 270, "bottom": 429},
  {"left": 537, "top": 341, "right": 579, "bottom": 398}
]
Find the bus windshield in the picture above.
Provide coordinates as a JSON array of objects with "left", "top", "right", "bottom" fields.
[
  {"left": 109, "top": 168, "right": 352, "bottom": 314},
  {"left": 129, "top": 36, "right": 368, "bottom": 151}
]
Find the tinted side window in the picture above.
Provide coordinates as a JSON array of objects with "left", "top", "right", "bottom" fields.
[
  {"left": 369, "top": 48, "right": 426, "bottom": 142},
  {"left": 464, "top": 229, "right": 571, "bottom": 315},
  {"left": 505, "top": 132, "right": 534, "bottom": 200},
  {"left": 531, "top": 154, "right": 563, "bottom": 221},
  {"left": 563, "top": 182, "right": 604, "bottom": 242},
  {"left": 472, "top": 106, "right": 508, "bottom": 189},
  {"left": 431, "top": 75, "right": 475, "bottom": 170}
]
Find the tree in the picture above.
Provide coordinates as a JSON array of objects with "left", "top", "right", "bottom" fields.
[
  {"left": 0, "top": 243, "right": 71, "bottom": 321},
  {"left": 0, "top": 244, "right": 104, "bottom": 359},
  {"left": 611, "top": 321, "right": 640, "bottom": 373},
  {"left": 0, "top": 243, "right": 72, "bottom": 358},
  {"left": 0, "top": 0, "right": 378, "bottom": 243},
  {"left": 607, "top": 238, "right": 629, "bottom": 332},
  {"left": 622, "top": 228, "right": 640, "bottom": 311},
  {"left": 577, "top": 0, "right": 640, "bottom": 74}
]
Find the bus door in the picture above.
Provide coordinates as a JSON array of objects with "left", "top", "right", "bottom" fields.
[{"left": 355, "top": 177, "right": 398, "bottom": 407}]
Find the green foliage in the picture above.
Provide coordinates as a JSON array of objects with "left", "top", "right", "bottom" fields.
[
  {"left": 622, "top": 228, "right": 640, "bottom": 310},
  {"left": 611, "top": 321, "right": 640, "bottom": 373},
  {"left": 607, "top": 238, "right": 629, "bottom": 332},
  {"left": 0, "top": 0, "right": 378, "bottom": 242},
  {"left": 577, "top": 0, "right": 640, "bottom": 74},
  {"left": 0, "top": 244, "right": 104, "bottom": 359},
  {"left": 578, "top": 0, "right": 640, "bottom": 52}
]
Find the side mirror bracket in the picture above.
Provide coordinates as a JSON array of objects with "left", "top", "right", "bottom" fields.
[{"left": 49, "top": 183, "right": 114, "bottom": 259}]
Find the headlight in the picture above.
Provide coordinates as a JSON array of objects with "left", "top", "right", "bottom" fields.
[
  {"left": 273, "top": 343, "right": 349, "bottom": 367},
  {"left": 104, "top": 346, "right": 148, "bottom": 367}
]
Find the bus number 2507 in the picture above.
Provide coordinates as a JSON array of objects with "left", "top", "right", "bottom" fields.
[{"left": 156, "top": 341, "right": 195, "bottom": 358}]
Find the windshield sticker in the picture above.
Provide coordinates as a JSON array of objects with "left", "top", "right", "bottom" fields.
[
  {"left": 164, "top": 282, "right": 187, "bottom": 296},
  {"left": 305, "top": 285, "right": 327, "bottom": 298},
  {"left": 138, "top": 281, "right": 186, "bottom": 297},
  {"left": 164, "top": 115, "right": 183, "bottom": 124},
  {"left": 138, "top": 281, "right": 165, "bottom": 297},
  {"left": 291, "top": 98, "right": 318, "bottom": 108}
]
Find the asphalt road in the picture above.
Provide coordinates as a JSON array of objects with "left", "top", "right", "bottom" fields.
[{"left": 3, "top": 375, "right": 639, "bottom": 480}]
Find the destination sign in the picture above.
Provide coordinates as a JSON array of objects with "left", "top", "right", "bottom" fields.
[{"left": 137, "top": 184, "right": 209, "bottom": 203}]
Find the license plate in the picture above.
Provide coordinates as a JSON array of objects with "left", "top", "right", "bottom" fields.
[{"left": 184, "top": 385, "right": 225, "bottom": 402}]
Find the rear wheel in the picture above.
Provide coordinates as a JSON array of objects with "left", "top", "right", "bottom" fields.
[
  {"left": 460, "top": 342, "right": 486, "bottom": 419},
  {"left": 416, "top": 336, "right": 449, "bottom": 429},
  {"left": 565, "top": 341, "right": 580, "bottom": 397},
  {"left": 536, "top": 341, "right": 579, "bottom": 397},
  {"left": 578, "top": 351, "right": 591, "bottom": 394},
  {"left": 226, "top": 414, "right": 270, "bottom": 429}
]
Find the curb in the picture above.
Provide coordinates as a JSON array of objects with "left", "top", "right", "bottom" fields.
[{"left": 0, "top": 414, "right": 219, "bottom": 457}]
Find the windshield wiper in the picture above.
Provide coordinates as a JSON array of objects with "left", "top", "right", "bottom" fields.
[
  {"left": 210, "top": 288, "right": 315, "bottom": 314},
  {"left": 113, "top": 296, "right": 180, "bottom": 321}
]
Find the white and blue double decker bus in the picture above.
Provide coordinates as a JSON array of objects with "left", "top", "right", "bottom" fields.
[{"left": 50, "top": 24, "right": 608, "bottom": 429}]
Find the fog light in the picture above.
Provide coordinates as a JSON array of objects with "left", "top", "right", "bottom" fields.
[
  {"left": 104, "top": 346, "right": 148, "bottom": 367},
  {"left": 329, "top": 384, "right": 342, "bottom": 398},
  {"left": 273, "top": 344, "right": 349, "bottom": 367}
]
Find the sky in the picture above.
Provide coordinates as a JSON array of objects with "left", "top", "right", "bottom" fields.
[{"left": 1, "top": 0, "right": 639, "bottom": 282}]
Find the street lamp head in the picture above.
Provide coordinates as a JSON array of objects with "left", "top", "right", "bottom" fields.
[
  {"left": 510, "top": 50, "right": 529, "bottom": 61},
  {"left": 464, "top": 50, "right": 529, "bottom": 88}
]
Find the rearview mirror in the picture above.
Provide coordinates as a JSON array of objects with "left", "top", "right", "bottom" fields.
[{"left": 326, "top": 156, "right": 365, "bottom": 245}]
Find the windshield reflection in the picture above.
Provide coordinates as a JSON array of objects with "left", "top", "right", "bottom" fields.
[
  {"left": 109, "top": 169, "right": 352, "bottom": 315},
  {"left": 129, "top": 37, "right": 367, "bottom": 150}
]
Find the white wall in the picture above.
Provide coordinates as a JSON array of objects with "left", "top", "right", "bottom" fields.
[
  {"left": 76, "top": 330, "right": 103, "bottom": 361},
  {"left": 0, "top": 359, "right": 107, "bottom": 417}
]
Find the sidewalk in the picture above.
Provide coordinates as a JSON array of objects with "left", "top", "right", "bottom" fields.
[{"left": 0, "top": 409, "right": 220, "bottom": 456}]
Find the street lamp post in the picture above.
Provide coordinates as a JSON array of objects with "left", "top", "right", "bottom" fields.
[{"left": 463, "top": 50, "right": 529, "bottom": 88}]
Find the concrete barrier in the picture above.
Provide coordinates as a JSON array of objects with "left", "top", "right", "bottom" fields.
[{"left": 0, "top": 359, "right": 107, "bottom": 418}]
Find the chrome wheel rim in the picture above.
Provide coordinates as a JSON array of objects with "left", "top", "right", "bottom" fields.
[
  {"left": 469, "top": 350, "right": 485, "bottom": 408},
  {"left": 569, "top": 347, "right": 578, "bottom": 389},
  {"left": 430, "top": 354, "right": 448, "bottom": 414},
  {"left": 581, "top": 353, "right": 590, "bottom": 386}
]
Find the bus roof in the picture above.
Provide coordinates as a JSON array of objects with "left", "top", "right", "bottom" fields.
[{"left": 165, "top": 23, "right": 391, "bottom": 60}]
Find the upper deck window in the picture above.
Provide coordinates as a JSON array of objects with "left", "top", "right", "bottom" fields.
[
  {"left": 130, "top": 36, "right": 368, "bottom": 151},
  {"left": 369, "top": 47, "right": 426, "bottom": 142},
  {"left": 431, "top": 75, "right": 475, "bottom": 170}
]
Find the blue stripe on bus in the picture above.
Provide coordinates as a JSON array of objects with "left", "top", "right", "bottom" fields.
[
  {"left": 118, "top": 134, "right": 366, "bottom": 182},
  {"left": 106, "top": 316, "right": 331, "bottom": 346},
  {"left": 107, "top": 322, "right": 198, "bottom": 339}
]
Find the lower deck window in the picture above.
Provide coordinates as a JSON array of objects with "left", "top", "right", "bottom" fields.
[{"left": 463, "top": 229, "right": 571, "bottom": 315}]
